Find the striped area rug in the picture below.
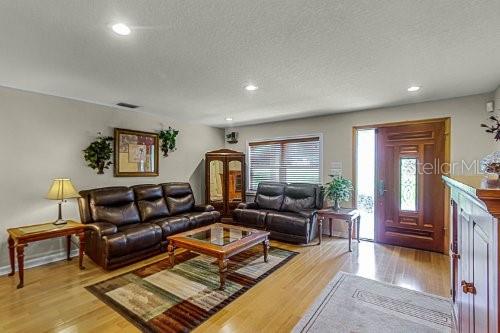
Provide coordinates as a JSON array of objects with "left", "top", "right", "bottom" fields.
[{"left": 86, "top": 247, "right": 297, "bottom": 332}]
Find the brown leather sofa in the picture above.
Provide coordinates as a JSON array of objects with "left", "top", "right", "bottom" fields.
[
  {"left": 78, "top": 182, "right": 220, "bottom": 269},
  {"left": 232, "top": 182, "right": 323, "bottom": 244}
]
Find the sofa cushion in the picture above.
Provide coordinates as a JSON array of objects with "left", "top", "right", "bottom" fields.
[
  {"left": 255, "top": 182, "right": 286, "bottom": 210},
  {"left": 133, "top": 184, "right": 163, "bottom": 201},
  {"left": 104, "top": 223, "right": 162, "bottom": 257},
  {"left": 232, "top": 208, "right": 268, "bottom": 228},
  {"left": 89, "top": 187, "right": 140, "bottom": 227},
  {"left": 151, "top": 216, "right": 191, "bottom": 236},
  {"left": 266, "top": 211, "right": 311, "bottom": 236},
  {"left": 137, "top": 198, "right": 169, "bottom": 222},
  {"left": 281, "top": 183, "right": 317, "bottom": 213},
  {"left": 162, "top": 183, "right": 195, "bottom": 215}
]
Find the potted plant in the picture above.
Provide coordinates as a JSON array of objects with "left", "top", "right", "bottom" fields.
[
  {"left": 83, "top": 133, "right": 113, "bottom": 174},
  {"left": 159, "top": 127, "right": 179, "bottom": 157},
  {"left": 323, "top": 175, "right": 353, "bottom": 211}
]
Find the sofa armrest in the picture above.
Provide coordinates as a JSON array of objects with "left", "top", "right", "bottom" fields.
[
  {"left": 193, "top": 204, "right": 215, "bottom": 212},
  {"left": 237, "top": 202, "right": 258, "bottom": 210},
  {"left": 297, "top": 209, "right": 318, "bottom": 220},
  {"left": 85, "top": 222, "right": 118, "bottom": 238}
]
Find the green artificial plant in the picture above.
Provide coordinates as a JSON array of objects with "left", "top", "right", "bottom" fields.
[
  {"left": 323, "top": 175, "right": 353, "bottom": 211},
  {"left": 159, "top": 127, "right": 180, "bottom": 157},
  {"left": 83, "top": 133, "right": 113, "bottom": 174}
]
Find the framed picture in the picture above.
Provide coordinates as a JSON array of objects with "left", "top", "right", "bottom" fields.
[{"left": 114, "top": 128, "right": 159, "bottom": 177}]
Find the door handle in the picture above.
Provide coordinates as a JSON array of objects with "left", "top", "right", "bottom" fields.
[{"left": 461, "top": 280, "right": 476, "bottom": 294}]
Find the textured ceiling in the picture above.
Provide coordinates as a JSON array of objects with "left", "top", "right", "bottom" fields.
[{"left": 1, "top": 1, "right": 500, "bottom": 127}]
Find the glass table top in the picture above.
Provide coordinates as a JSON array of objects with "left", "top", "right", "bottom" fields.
[{"left": 187, "top": 225, "right": 252, "bottom": 246}]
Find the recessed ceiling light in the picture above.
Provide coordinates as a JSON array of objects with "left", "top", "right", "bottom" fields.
[
  {"left": 407, "top": 86, "right": 421, "bottom": 92},
  {"left": 244, "top": 84, "right": 259, "bottom": 91},
  {"left": 112, "top": 23, "right": 131, "bottom": 36},
  {"left": 225, "top": 117, "right": 233, "bottom": 121}
]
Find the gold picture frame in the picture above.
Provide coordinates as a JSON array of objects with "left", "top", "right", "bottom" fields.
[{"left": 114, "top": 128, "right": 159, "bottom": 177}]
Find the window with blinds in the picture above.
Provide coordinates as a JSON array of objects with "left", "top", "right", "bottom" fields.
[{"left": 248, "top": 136, "right": 321, "bottom": 191}]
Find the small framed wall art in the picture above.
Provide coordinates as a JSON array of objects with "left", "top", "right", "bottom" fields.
[{"left": 114, "top": 128, "right": 159, "bottom": 177}]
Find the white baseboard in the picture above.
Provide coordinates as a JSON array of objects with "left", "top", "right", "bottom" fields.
[{"left": 0, "top": 248, "right": 79, "bottom": 276}]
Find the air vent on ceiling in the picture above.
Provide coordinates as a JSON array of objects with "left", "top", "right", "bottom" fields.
[{"left": 116, "top": 102, "right": 140, "bottom": 109}]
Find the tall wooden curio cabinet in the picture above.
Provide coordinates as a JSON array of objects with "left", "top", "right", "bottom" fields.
[{"left": 205, "top": 149, "right": 246, "bottom": 218}]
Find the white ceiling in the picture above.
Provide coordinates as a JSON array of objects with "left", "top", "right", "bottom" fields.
[{"left": 1, "top": 1, "right": 500, "bottom": 127}]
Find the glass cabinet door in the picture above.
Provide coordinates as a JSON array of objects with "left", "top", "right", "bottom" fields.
[
  {"left": 209, "top": 159, "right": 225, "bottom": 206},
  {"left": 228, "top": 160, "right": 243, "bottom": 203}
]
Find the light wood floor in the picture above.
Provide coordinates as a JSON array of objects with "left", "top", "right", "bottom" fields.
[{"left": 0, "top": 237, "right": 450, "bottom": 332}]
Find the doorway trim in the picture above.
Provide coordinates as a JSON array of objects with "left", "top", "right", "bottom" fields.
[{"left": 352, "top": 117, "right": 451, "bottom": 253}]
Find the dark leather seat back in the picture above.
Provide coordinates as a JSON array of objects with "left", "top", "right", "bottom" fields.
[
  {"left": 255, "top": 182, "right": 286, "bottom": 210},
  {"left": 281, "top": 183, "right": 321, "bottom": 212},
  {"left": 88, "top": 187, "right": 140, "bottom": 226},
  {"left": 133, "top": 185, "right": 170, "bottom": 222},
  {"left": 162, "top": 182, "right": 195, "bottom": 215}
]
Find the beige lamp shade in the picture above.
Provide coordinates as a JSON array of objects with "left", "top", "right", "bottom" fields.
[{"left": 46, "top": 178, "right": 80, "bottom": 200}]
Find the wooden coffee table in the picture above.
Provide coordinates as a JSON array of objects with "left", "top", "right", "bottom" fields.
[{"left": 167, "top": 223, "right": 270, "bottom": 290}]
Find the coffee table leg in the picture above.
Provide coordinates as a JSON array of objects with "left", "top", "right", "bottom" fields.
[
  {"left": 78, "top": 232, "right": 86, "bottom": 269},
  {"left": 167, "top": 244, "right": 175, "bottom": 267},
  {"left": 66, "top": 235, "right": 72, "bottom": 261},
  {"left": 347, "top": 220, "right": 352, "bottom": 252},
  {"left": 219, "top": 258, "right": 228, "bottom": 290},
  {"left": 16, "top": 243, "right": 25, "bottom": 289},
  {"left": 263, "top": 238, "right": 270, "bottom": 263},
  {"left": 8, "top": 236, "right": 15, "bottom": 276}
]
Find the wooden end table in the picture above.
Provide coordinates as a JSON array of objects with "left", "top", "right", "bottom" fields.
[
  {"left": 7, "top": 220, "right": 86, "bottom": 289},
  {"left": 317, "top": 208, "right": 361, "bottom": 251},
  {"left": 167, "top": 223, "right": 270, "bottom": 290}
]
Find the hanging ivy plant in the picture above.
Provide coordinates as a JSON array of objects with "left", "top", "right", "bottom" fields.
[
  {"left": 83, "top": 133, "right": 113, "bottom": 174},
  {"left": 159, "top": 127, "right": 179, "bottom": 157}
]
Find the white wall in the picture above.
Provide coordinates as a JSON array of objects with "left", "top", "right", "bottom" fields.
[
  {"left": 0, "top": 86, "right": 224, "bottom": 271},
  {"left": 226, "top": 93, "right": 500, "bottom": 236},
  {"left": 227, "top": 93, "right": 498, "bottom": 182}
]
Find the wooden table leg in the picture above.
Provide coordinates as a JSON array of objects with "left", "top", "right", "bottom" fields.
[
  {"left": 357, "top": 216, "right": 361, "bottom": 243},
  {"left": 66, "top": 235, "right": 72, "bottom": 261},
  {"left": 219, "top": 258, "right": 228, "bottom": 290},
  {"left": 329, "top": 218, "right": 333, "bottom": 237},
  {"left": 78, "top": 232, "right": 85, "bottom": 270},
  {"left": 16, "top": 243, "right": 25, "bottom": 289},
  {"left": 8, "top": 236, "right": 15, "bottom": 277},
  {"left": 167, "top": 244, "right": 175, "bottom": 267},
  {"left": 318, "top": 217, "right": 323, "bottom": 245},
  {"left": 263, "top": 238, "right": 270, "bottom": 262},
  {"left": 347, "top": 220, "right": 352, "bottom": 252}
]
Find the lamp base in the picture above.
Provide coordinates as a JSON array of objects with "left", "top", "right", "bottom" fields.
[{"left": 53, "top": 219, "right": 67, "bottom": 226}]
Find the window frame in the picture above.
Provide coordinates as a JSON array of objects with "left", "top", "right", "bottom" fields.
[{"left": 245, "top": 133, "right": 323, "bottom": 194}]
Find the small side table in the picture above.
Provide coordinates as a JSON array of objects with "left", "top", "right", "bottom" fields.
[
  {"left": 317, "top": 208, "right": 361, "bottom": 251},
  {"left": 7, "top": 220, "right": 86, "bottom": 289}
]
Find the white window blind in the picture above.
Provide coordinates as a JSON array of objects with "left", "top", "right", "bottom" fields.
[{"left": 248, "top": 136, "right": 321, "bottom": 191}]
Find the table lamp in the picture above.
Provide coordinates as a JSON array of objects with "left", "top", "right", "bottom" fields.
[{"left": 46, "top": 178, "right": 80, "bottom": 225}]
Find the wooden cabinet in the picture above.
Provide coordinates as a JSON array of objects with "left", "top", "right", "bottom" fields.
[
  {"left": 205, "top": 149, "right": 246, "bottom": 218},
  {"left": 443, "top": 176, "right": 499, "bottom": 333}
]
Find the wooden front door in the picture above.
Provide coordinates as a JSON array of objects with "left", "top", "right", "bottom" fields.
[{"left": 375, "top": 120, "right": 446, "bottom": 252}]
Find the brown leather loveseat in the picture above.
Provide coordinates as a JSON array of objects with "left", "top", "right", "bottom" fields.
[
  {"left": 232, "top": 182, "right": 323, "bottom": 244},
  {"left": 78, "top": 182, "right": 220, "bottom": 269}
]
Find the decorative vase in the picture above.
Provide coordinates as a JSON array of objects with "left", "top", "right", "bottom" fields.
[
  {"left": 480, "top": 151, "right": 500, "bottom": 180},
  {"left": 332, "top": 199, "right": 340, "bottom": 211}
]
